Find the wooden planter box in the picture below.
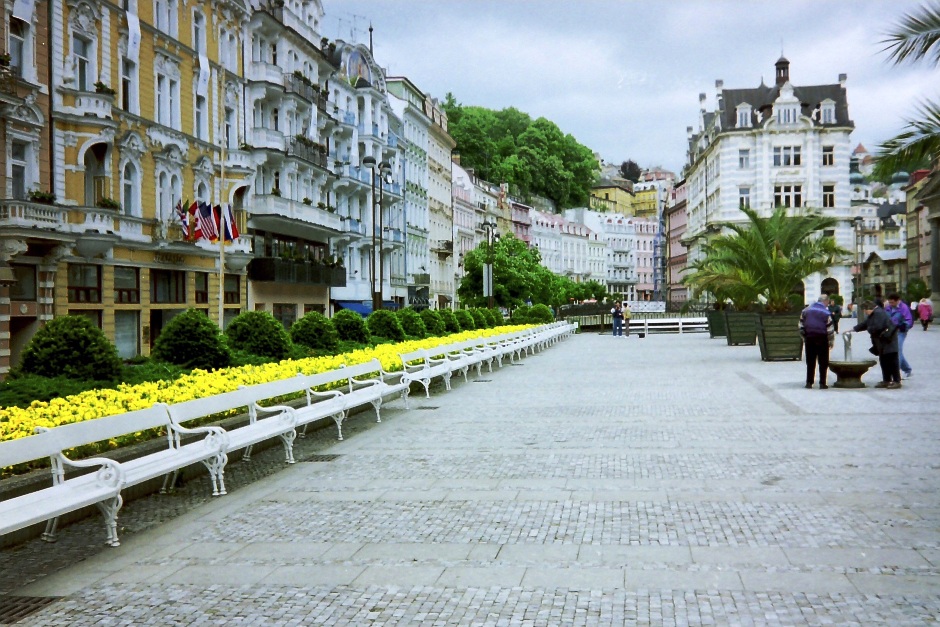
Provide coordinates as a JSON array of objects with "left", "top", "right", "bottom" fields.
[
  {"left": 707, "top": 310, "right": 727, "bottom": 338},
  {"left": 757, "top": 313, "right": 803, "bottom": 361},
  {"left": 724, "top": 311, "right": 757, "bottom": 346}
]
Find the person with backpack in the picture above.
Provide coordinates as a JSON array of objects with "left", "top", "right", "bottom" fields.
[
  {"left": 885, "top": 293, "right": 914, "bottom": 379},
  {"left": 852, "top": 300, "right": 901, "bottom": 388}
]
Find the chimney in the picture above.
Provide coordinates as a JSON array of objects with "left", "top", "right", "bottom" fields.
[
  {"left": 686, "top": 126, "right": 693, "bottom": 140},
  {"left": 838, "top": 73, "right": 847, "bottom": 88},
  {"left": 715, "top": 79, "right": 723, "bottom": 91},
  {"left": 699, "top": 92, "right": 707, "bottom": 112},
  {"left": 775, "top": 56, "right": 790, "bottom": 86}
]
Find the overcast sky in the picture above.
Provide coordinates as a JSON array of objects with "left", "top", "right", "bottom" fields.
[{"left": 323, "top": 1, "right": 938, "bottom": 175}]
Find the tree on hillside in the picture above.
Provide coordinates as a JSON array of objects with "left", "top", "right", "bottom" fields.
[
  {"left": 619, "top": 159, "right": 643, "bottom": 182},
  {"left": 874, "top": 2, "right": 940, "bottom": 178}
]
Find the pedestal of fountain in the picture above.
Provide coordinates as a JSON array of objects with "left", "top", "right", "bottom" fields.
[{"left": 828, "top": 331, "right": 877, "bottom": 388}]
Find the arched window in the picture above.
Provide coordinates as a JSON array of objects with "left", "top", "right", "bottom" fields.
[
  {"left": 122, "top": 162, "right": 139, "bottom": 216},
  {"left": 157, "top": 172, "right": 170, "bottom": 221},
  {"left": 196, "top": 181, "right": 208, "bottom": 204},
  {"left": 171, "top": 174, "right": 182, "bottom": 211}
]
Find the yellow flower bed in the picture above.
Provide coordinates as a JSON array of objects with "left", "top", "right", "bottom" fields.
[{"left": 0, "top": 326, "right": 532, "bottom": 444}]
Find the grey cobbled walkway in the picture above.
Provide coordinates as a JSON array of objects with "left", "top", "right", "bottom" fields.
[{"left": 4, "top": 328, "right": 940, "bottom": 625}]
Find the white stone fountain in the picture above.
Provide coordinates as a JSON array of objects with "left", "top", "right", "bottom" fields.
[{"left": 828, "top": 331, "right": 877, "bottom": 388}]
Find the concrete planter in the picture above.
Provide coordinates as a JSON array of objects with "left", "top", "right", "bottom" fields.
[
  {"left": 757, "top": 312, "right": 803, "bottom": 361},
  {"left": 724, "top": 311, "right": 757, "bottom": 346}
]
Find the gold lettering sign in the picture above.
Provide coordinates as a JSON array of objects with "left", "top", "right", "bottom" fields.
[{"left": 154, "top": 252, "right": 185, "bottom": 265}]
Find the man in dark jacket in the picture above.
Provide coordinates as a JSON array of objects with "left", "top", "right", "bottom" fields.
[
  {"left": 800, "top": 295, "right": 835, "bottom": 389},
  {"left": 853, "top": 300, "right": 901, "bottom": 388}
]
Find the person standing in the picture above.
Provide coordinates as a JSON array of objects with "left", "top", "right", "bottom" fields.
[
  {"left": 885, "top": 293, "right": 914, "bottom": 378},
  {"left": 827, "top": 297, "right": 843, "bottom": 332},
  {"left": 919, "top": 298, "right": 933, "bottom": 330},
  {"left": 610, "top": 302, "right": 624, "bottom": 337},
  {"left": 623, "top": 303, "right": 632, "bottom": 336},
  {"left": 800, "top": 295, "right": 835, "bottom": 389},
  {"left": 853, "top": 300, "right": 901, "bottom": 389}
]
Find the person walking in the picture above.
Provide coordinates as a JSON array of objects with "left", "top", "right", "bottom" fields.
[
  {"left": 800, "top": 295, "right": 835, "bottom": 389},
  {"left": 852, "top": 300, "right": 901, "bottom": 389},
  {"left": 610, "top": 302, "right": 624, "bottom": 337},
  {"left": 885, "top": 293, "right": 914, "bottom": 378},
  {"left": 919, "top": 298, "right": 933, "bottom": 330},
  {"left": 827, "top": 297, "right": 843, "bottom": 332}
]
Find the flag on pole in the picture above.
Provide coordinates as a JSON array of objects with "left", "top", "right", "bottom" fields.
[
  {"left": 175, "top": 199, "right": 190, "bottom": 239},
  {"left": 195, "top": 202, "right": 219, "bottom": 242},
  {"left": 188, "top": 201, "right": 199, "bottom": 240},
  {"left": 220, "top": 204, "right": 240, "bottom": 242}
]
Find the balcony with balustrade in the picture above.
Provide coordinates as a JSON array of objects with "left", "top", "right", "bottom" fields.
[{"left": 251, "top": 127, "right": 286, "bottom": 151}]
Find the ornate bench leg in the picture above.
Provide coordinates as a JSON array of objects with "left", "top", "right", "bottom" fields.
[
  {"left": 421, "top": 377, "right": 432, "bottom": 397},
  {"left": 371, "top": 397, "right": 383, "bottom": 423},
  {"left": 202, "top": 452, "right": 228, "bottom": 496},
  {"left": 401, "top": 385, "right": 411, "bottom": 409},
  {"left": 41, "top": 517, "right": 60, "bottom": 543},
  {"left": 95, "top": 494, "right": 124, "bottom": 547},
  {"left": 443, "top": 371, "right": 452, "bottom": 391},
  {"left": 279, "top": 430, "right": 297, "bottom": 463},
  {"left": 242, "top": 443, "right": 254, "bottom": 462},
  {"left": 161, "top": 469, "right": 179, "bottom": 494},
  {"left": 334, "top": 410, "right": 347, "bottom": 440}
]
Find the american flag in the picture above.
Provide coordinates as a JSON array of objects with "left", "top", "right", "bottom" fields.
[{"left": 195, "top": 202, "right": 219, "bottom": 242}]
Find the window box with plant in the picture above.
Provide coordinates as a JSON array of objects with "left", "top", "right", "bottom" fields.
[
  {"left": 0, "top": 53, "right": 10, "bottom": 67},
  {"left": 28, "top": 189, "right": 56, "bottom": 205},
  {"left": 302, "top": 197, "right": 313, "bottom": 205},
  {"left": 94, "top": 81, "right": 116, "bottom": 96},
  {"left": 96, "top": 197, "right": 122, "bottom": 210},
  {"left": 270, "top": 188, "right": 282, "bottom": 197}
]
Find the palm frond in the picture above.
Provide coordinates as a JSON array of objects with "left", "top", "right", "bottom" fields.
[
  {"left": 872, "top": 98, "right": 940, "bottom": 179},
  {"left": 881, "top": 2, "right": 940, "bottom": 66}
]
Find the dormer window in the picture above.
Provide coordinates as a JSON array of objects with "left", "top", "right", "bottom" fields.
[
  {"left": 775, "top": 105, "right": 798, "bottom": 125},
  {"left": 736, "top": 103, "right": 751, "bottom": 128},
  {"left": 820, "top": 99, "right": 836, "bottom": 124}
]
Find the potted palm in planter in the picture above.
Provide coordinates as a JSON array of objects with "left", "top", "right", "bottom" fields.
[{"left": 684, "top": 246, "right": 760, "bottom": 346}]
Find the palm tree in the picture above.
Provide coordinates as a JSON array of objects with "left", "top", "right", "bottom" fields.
[
  {"left": 874, "top": 2, "right": 940, "bottom": 179},
  {"left": 683, "top": 207, "right": 850, "bottom": 313}
]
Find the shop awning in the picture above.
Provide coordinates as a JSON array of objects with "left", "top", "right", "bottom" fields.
[{"left": 335, "top": 301, "right": 372, "bottom": 316}]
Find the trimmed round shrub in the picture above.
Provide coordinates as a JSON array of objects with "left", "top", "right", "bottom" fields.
[
  {"left": 332, "top": 309, "right": 370, "bottom": 343},
  {"left": 18, "top": 315, "right": 122, "bottom": 381},
  {"left": 529, "top": 304, "right": 555, "bottom": 323},
  {"left": 152, "top": 308, "right": 231, "bottom": 370},
  {"left": 439, "top": 308, "right": 460, "bottom": 334},
  {"left": 225, "top": 310, "right": 292, "bottom": 360},
  {"left": 454, "top": 309, "right": 475, "bottom": 331},
  {"left": 397, "top": 308, "right": 427, "bottom": 339},
  {"left": 366, "top": 309, "right": 405, "bottom": 341},
  {"left": 470, "top": 308, "right": 489, "bottom": 329},
  {"left": 486, "top": 308, "right": 503, "bottom": 327},
  {"left": 511, "top": 305, "right": 532, "bottom": 324},
  {"left": 420, "top": 309, "right": 446, "bottom": 336},
  {"left": 290, "top": 311, "right": 339, "bottom": 352}
]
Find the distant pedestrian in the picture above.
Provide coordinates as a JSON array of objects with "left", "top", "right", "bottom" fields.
[
  {"left": 852, "top": 300, "right": 901, "bottom": 389},
  {"left": 611, "top": 302, "right": 624, "bottom": 337},
  {"left": 846, "top": 303, "right": 856, "bottom": 318},
  {"left": 919, "top": 298, "right": 933, "bottom": 331},
  {"left": 885, "top": 293, "right": 913, "bottom": 379},
  {"left": 623, "top": 303, "right": 632, "bottom": 336},
  {"left": 827, "top": 297, "right": 843, "bottom": 332},
  {"left": 800, "top": 295, "right": 834, "bottom": 389}
]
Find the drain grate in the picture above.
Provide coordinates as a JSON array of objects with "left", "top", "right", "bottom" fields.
[
  {"left": 299, "top": 454, "right": 342, "bottom": 463},
  {"left": 0, "top": 596, "right": 59, "bottom": 624},
  {"left": 472, "top": 379, "right": 492, "bottom": 383},
  {"left": 413, "top": 406, "right": 439, "bottom": 411}
]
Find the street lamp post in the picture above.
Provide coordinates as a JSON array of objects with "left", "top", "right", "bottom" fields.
[
  {"left": 854, "top": 215, "right": 866, "bottom": 322},
  {"left": 481, "top": 220, "right": 498, "bottom": 308},
  {"left": 363, "top": 157, "right": 392, "bottom": 311}
]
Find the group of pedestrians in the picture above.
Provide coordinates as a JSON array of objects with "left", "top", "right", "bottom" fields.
[
  {"left": 801, "top": 293, "right": 932, "bottom": 390},
  {"left": 610, "top": 302, "right": 631, "bottom": 337}
]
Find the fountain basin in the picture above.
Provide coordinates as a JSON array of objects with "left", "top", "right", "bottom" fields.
[{"left": 828, "top": 359, "right": 877, "bottom": 388}]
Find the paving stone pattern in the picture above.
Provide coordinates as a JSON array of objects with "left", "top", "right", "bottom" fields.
[{"left": 4, "top": 330, "right": 940, "bottom": 625}]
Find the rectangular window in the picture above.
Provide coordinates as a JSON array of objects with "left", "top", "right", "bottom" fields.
[
  {"left": 773, "top": 184, "right": 802, "bottom": 208},
  {"left": 114, "top": 266, "right": 140, "bottom": 303},
  {"left": 823, "top": 184, "right": 835, "bottom": 208},
  {"left": 67, "top": 264, "right": 101, "bottom": 303},
  {"left": 273, "top": 303, "right": 296, "bottom": 329},
  {"left": 114, "top": 310, "right": 140, "bottom": 359},
  {"left": 739, "top": 187, "right": 751, "bottom": 209},
  {"left": 772, "top": 146, "right": 801, "bottom": 167},
  {"left": 10, "top": 141, "right": 27, "bottom": 200},
  {"left": 224, "top": 274, "right": 240, "bottom": 304},
  {"left": 738, "top": 149, "right": 750, "bottom": 169},
  {"left": 9, "top": 18, "right": 26, "bottom": 78},
  {"left": 169, "top": 79, "right": 179, "bottom": 129},
  {"left": 10, "top": 264, "right": 36, "bottom": 300},
  {"left": 73, "top": 35, "right": 91, "bottom": 91},
  {"left": 737, "top": 110, "right": 749, "bottom": 127},
  {"left": 121, "top": 58, "right": 137, "bottom": 113},
  {"left": 192, "top": 13, "right": 204, "bottom": 54},
  {"left": 194, "top": 272, "right": 209, "bottom": 303},
  {"left": 225, "top": 107, "right": 235, "bottom": 148},
  {"left": 151, "top": 269, "right": 186, "bottom": 303},
  {"left": 156, "top": 74, "right": 166, "bottom": 124},
  {"left": 822, "top": 145, "right": 834, "bottom": 167},
  {"left": 822, "top": 105, "right": 835, "bottom": 124}
]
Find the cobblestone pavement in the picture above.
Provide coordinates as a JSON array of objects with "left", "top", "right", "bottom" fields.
[{"left": 4, "top": 328, "right": 940, "bottom": 625}]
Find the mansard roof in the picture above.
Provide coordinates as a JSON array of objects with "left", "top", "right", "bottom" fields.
[{"left": 720, "top": 81, "right": 853, "bottom": 130}]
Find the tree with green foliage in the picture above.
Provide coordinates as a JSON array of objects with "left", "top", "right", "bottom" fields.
[
  {"left": 18, "top": 315, "right": 123, "bottom": 381},
  {"left": 366, "top": 310, "right": 405, "bottom": 342},
  {"left": 225, "top": 310, "right": 292, "bottom": 360},
  {"left": 454, "top": 309, "right": 475, "bottom": 331},
  {"left": 511, "top": 304, "right": 532, "bottom": 324},
  {"left": 528, "top": 304, "right": 555, "bottom": 323},
  {"left": 152, "top": 309, "right": 231, "bottom": 370},
  {"left": 397, "top": 308, "right": 427, "bottom": 339},
  {"left": 874, "top": 3, "right": 940, "bottom": 178},
  {"left": 439, "top": 308, "right": 460, "bottom": 334},
  {"left": 619, "top": 160, "right": 643, "bottom": 183},
  {"left": 906, "top": 277, "right": 931, "bottom": 302},
  {"left": 469, "top": 308, "right": 489, "bottom": 329},
  {"left": 332, "top": 309, "right": 369, "bottom": 343},
  {"left": 419, "top": 308, "right": 446, "bottom": 336},
  {"left": 485, "top": 308, "right": 503, "bottom": 327},
  {"left": 442, "top": 94, "right": 599, "bottom": 208},
  {"left": 290, "top": 311, "right": 339, "bottom": 351}
]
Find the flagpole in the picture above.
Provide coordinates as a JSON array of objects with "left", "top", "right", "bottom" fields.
[{"left": 218, "top": 68, "right": 226, "bottom": 328}]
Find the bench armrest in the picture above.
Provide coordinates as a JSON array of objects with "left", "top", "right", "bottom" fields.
[
  {"left": 349, "top": 376, "right": 383, "bottom": 390},
  {"left": 54, "top": 453, "right": 126, "bottom": 488},
  {"left": 171, "top": 423, "right": 229, "bottom": 451},
  {"left": 307, "top": 389, "right": 344, "bottom": 402},
  {"left": 253, "top": 403, "right": 299, "bottom": 425}
]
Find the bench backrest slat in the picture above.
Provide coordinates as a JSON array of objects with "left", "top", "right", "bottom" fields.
[{"left": 167, "top": 388, "right": 258, "bottom": 424}]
